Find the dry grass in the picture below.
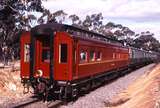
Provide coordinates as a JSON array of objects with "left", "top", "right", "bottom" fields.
[
  {"left": 106, "top": 64, "right": 160, "bottom": 108},
  {"left": 104, "top": 97, "right": 130, "bottom": 107},
  {"left": 0, "top": 61, "right": 31, "bottom": 105}
]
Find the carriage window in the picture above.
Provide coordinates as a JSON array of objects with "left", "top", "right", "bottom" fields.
[
  {"left": 59, "top": 44, "right": 67, "bottom": 63},
  {"left": 90, "top": 51, "right": 95, "bottom": 61},
  {"left": 42, "top": 49, "right": 50, "bottom": 63},
  {"left": 41, "top": 37, "right": 50, "bottom": 63},
  {"left": 96, "top": 51, "right": 102, "bottom": 61},
  {"left": 113, "top": 53, "right": 116, "bottom": 59},
  {"left": 24, "top": 44, "right": 30, "bottom": 62},
  {"left": 118, "top": 53, "right": 121, "bottom": 59},
  {"left": 80, "top": 50, "right": 87, "bottom": 63}
]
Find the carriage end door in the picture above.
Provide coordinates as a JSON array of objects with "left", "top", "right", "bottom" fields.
[{"left": 35, "top": 36, "right": 50, "bottom": 78}]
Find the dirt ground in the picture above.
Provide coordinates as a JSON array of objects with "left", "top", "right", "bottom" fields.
[
  {"left": 0, "top": 61, "right": 31, "bottom": 105},
  {"left": 105, "top": 63, "right": 160, "bottom": 108}
]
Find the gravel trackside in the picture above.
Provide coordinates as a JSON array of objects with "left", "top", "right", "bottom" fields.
[{"left": 60, "top": 64, "right": 156, "bottom": 108}]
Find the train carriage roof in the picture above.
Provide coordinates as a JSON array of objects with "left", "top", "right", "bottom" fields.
[{"left": 31, "top": 23, "right": 123, "bottom": 46}]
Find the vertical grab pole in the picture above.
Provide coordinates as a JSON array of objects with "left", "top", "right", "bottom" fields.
[
  {"left": 30, "top": 29, "right": 36, "bottom": 81},
  {"left": 49, "top": 29, "right": 54, "bottom": 82}
]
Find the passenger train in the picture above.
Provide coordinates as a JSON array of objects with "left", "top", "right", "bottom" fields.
[{"left": 20, "top": 23, "right": 159, "bottom": 101}]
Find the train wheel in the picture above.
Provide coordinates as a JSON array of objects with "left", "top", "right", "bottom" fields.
[
  {"left": 58, "top": 86, "right": 70, "bottom": 102},
  {"left": 71, "top": 87, "right": 78, "bottom": 100},
  {"left": 58, "top": 87, "right": 64, "bottom": 100}
]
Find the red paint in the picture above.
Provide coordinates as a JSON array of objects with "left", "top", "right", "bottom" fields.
[
  {"left": 54, "top": 32, "right": 73, "bottom": 81},
  {"left": 34, "top": 36, "right": 50, "bottom": 78},
  {"left": 20, "top": 31, "right": 130, "bottom": 82},
  {"left": 20, "top": 32, "right": 30, "bottom": 78},
  {"left": 73, "top": 39, "right": 129, "bottom": 80}
]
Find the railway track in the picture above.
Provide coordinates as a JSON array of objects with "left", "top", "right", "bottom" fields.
[
  {"left": 10, "top": 96, "right": 40, "bottom": 108},
  {"left": 10, "top": 96, "right": 64, "bottom": 108}
]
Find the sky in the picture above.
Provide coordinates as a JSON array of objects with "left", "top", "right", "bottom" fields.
[{"left": 42, "top": 0, "right": 160, "bottom": 41}]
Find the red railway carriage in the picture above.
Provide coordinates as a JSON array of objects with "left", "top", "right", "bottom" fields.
[
  {"left": 20, "top": 31, "right": 30, "bottom": 79},
  {"left": 20, "top": 23, "right": 130, "bottom": 100},
  {"left": 75, "top": 38, "right": 129, "bottom": 80}
]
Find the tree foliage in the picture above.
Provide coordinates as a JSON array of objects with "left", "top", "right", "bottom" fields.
[
  {"left": 38, "top": 10, "right": 67, "bottom": 24},
  {"left": 133, "top": 32, "right": 160, "bottom": 52},
  {"left": 0, "top": 1, "right": 160, "bottom": 62},
  {"left": 82, "top": 13, "right": 103, "bottom": 31},
  {"left": 0, "top": 0, "right": 45, "bottom": 60}
]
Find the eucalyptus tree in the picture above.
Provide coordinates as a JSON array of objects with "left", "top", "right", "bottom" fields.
[{"left": 0, "top": 0, "right": 45, "bottom": 60}]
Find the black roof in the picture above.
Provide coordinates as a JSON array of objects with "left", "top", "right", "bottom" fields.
[{"left": 31, "top": 23, "right": 122, "bottom": 45}]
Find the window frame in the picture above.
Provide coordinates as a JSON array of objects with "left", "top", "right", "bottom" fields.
[
  {"left": 79, "top": 50, "right": 88, "bottom": 63},
  {"left": 41, "top": 38, "right": 50, "bottom": 63},
  {"left": 42, "top": 48, "right": 50, "bottom": 63},
  {"left": 59, "top": 43, "right": 68, "bottom": 63},
  {"left": 96, "top": 51, "right": 102, "bottom": 61},
  {"left": 89, "top": 50, "right": 95, "bottom": 61},
  {"left": 24, "top": 44, "right": 30, "bottom": 63},
  {"left": 112, "top": 53, "right": 116, "bottom": 59}
]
